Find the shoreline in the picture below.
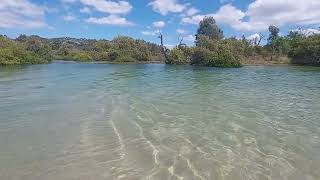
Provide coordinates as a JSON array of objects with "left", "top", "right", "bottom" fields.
[
  {"left": 54, "top": 60, "right": 293, "bottom": 66},
  {"left": 3, "top": 60, "right": 317, "bottom": 67}
]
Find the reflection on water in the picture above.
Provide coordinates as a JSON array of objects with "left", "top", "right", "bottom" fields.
[{"left": 0, "top": 62, "right": 320, "bottom": 180}]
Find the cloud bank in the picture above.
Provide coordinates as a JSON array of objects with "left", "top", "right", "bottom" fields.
[
  {"left": 182, "top": 0, "right": 320, "bottom": 32},
  {"left": 0, "top": 0, "right": 47, "bottom": 28}
]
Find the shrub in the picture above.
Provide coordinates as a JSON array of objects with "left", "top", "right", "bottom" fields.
[
  {"left": 289, "top": 35, "right": 320, "bottom": 66},
  {"left": 195, "top": 35, "right": 218, "bottom": 51},
  {"left": 212, "top": 47, "right": 241, "bottom": 67},
  {"left": 0, "top": 37, "right": 48, "bottom": 65},
  {"left": 191, "top": 47, "right": 241, "bottom": 68},
  {"left": 190, "top": 47, "right": 211, "bottom": 65},
  {"left": 0, "top": 49, "right": 20, "bottom": 65},
  {"left": 107, "top": 49, "right": 120, "bottom": 61},
  {"left": 167, "top": 47, "right": 190, "bottom": 65},
  {"left": 90, "top": 52, "right": 108, "bottom": 61},
  {"left": 72, "top": 52, "right": 92, "bottom": 61},
  {"left": 114, "top": 54, "right": 136, "bottom": 62}
]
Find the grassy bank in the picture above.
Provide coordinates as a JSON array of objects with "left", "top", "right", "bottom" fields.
[{"left": 241, "top": 56, "right": 291, "bottom": 65}]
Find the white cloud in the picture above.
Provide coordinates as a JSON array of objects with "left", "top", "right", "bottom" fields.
[
  {"left": 176, "top": 29, "right": 186, "bottom": 34},
  {"left": 0, "top": 0, "right": 47, "bottom": 28},
  {"left": 80, "top": 7, "right": 91, "bottom": 13},
  {"left": 142, "top": 21, "right": 165, "bottom": 36},
  {"left": 149, "top": 0, "right": 187, "bottom": 15},
  {"left": 86, "top": 15, "right": 133, "bottom": 26},
  {"left": 142, "top": 30, "right": 160, "bottom": 36},
  {"left": 213, "top": 4, "right": 245, "bottom": 26},
  {"left": 182, "top": 0, "right": 320, "bottom": 32},
  {"left": 153, "top": 21, "right": 166, "bottom": 28},
  {"left": 243, "top": 0, "right": 320, "bottom": 30},
  {"left": 292, "top": 28, "right": 320, "bottom": 36},
  {"left": 183, "top": 34, "right": 195, "bottom": 42},
  {"left": 61, "top": 0, "right": 132, "bottom": 14},
  {"left": 181, "top": 15, "right": 205, "bottom": 25},
  {"left": 247, "top": 33, "right": 260, "bottom": 41},
  {"left": 182, "top": 4, "right": 245, "bottom": 26},
  {"left": 63, "top": 15, "right": 76, "bottom": 21},
  {"left": 185, "top": 7, "right": 199, "bottom": 16},
  {"left": 164, "top": 44, "right": 175, "bottom": 49},
  {"left": 80, "top": 0, "right": 132, "bottom": 14},
  {"left": 79, "top": 1, "right": 133, "bottom": 26}
]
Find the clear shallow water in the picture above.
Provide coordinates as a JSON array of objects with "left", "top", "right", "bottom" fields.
[{"left": 0, "top": 62, "right": 320, "bottom": 180}]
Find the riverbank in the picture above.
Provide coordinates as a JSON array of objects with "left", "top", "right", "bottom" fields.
[
  {"left": 0, "top": 59, "right": 293, "bottom": 67},
  {"left": 92, "top": 60, "right": 163, "bottom": 64},
  {"left": 54, "top": 59, "right": 291, "bottom": 66},
  {"left": 2, "top": 32, "right": 319, "bottom": 67},
  {"left": 241, "top": 56, "right": 291, "bottom": 65}
]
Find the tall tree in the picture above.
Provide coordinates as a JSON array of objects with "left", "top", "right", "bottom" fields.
[
  {"left": 267, "top": 25, "right": 280, "bottom": 44},
  {"left": 267, "top": 25, "right": 280, "bottom": 60},
  {"left": 195, "top": 17, "right": 223, "bottom": 45}
]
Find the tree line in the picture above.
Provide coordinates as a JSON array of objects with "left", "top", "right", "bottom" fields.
[
  {"left": 167, "top": 17, "right": 320, "bottom": 67},
  {"left": 0, "top": 35, "right": 165, "bottom": 65},
  {"left": 1, "top": 17, "right": 319, "bottom": 67}
]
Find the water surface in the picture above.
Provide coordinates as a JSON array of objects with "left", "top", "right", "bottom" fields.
[{"left": 1, "top": 62, "right": 320, "bottom": 180}]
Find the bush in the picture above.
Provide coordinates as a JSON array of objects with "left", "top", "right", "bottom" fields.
[
  {"left": 191, "top": 47, "right": 241, "bottom": 68},
  {"left": 190, "top": 47, "right": 211, "bottom": 65},
  {"left": 132, "top": 50, "right": 151, "bottom": 61},
  {"left": 114, "top": 54, "right": 136, "bottom": 62},
  {"left": 220, "top": 38, "right": 246, "bottom": 59},
  {"left": 0, "top": 36, "right": 50, "bottom": 65},
  {"left": 195, "top": 35, "right": 218, "bottom": 51},
  {"left": 91, "top": 52, "right": 109, "bottom": 61},
  {"left": 212, "top": 47, "right": 241, "bottom": 67},
  {"left": 72, "top": 52, "right": 92, "bottom": 61},
  {"left": 106, "top": 49, "right": 119, "bottom": 61},
  {"left": 0, "top": 34, "right": 165, "bottom": 65},
  {"left": 0, "top": 49, "right": 20, "bottom": 65},
  {"left": 167, "top": 47, "right": 190, "bottom": 65},
  {"left": 110, "top": 36, "right": 163, "bottom": 62},
  {"left": 289, "top": 35, "right": 320, "bottom": 66}
]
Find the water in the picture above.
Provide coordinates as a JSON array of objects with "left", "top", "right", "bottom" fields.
[{"left": 0, "top": 62, "right": 320, "bottom": 180}]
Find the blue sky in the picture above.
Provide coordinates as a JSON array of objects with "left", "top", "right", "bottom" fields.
[{"left": 0, "top": 0, "right": 319, "bottom": 46}]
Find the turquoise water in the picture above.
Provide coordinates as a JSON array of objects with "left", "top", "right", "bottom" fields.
[{"left": 0, "top": 62, "right": 320, "bottom": 180}]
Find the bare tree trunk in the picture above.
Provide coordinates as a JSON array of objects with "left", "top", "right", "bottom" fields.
[
  {"left": 270, "top": 46, "right": 275, "bottom": 61},
  {"left": 178, "top": 35, "right": 184, "bottom": 47},
  {"left": 158, "top": 32, "right": 169, "bottom": 62},
  {"left": 159, "top": 33, "right": 164, "bottom": 48},
  {"left": 258, "top": 33, "right": 264, "bottom": 46}
]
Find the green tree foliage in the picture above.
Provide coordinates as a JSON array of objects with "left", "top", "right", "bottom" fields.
[
  {"left": 167, "top": 21, "right": 320, "bottom": 67},
  {"left": 72, "top": 52, "right": 92, "bottom": 62},
  {"left": 195, "top": 35, "right": 219, "bottom": 50},
  {"left": 195, "top": 17, "right": 224, "bottom": 45},
  {"left": 1, "top": 22, "right": 319, "bottom": 67},
  {"left": 19, "top": 35, "right": 53, "bottom": 61},
  {"left": 265, "top": 25, "right": 290, "bottom": 58},
  {"left": 166, "top": 47, "right": 190, "bottom": 65},
  {"left": 289, "top": 34, "right": 320, "bottom": 65},
  {"left": 191, "top": 41, "right": 241, "bottom": 67},
  {"left": 287, "top": 31, "right": 304, "bottom": 47},
  {"left": 267, "top": 25, "right": 280, "bottom": 44},
  {"left": 52, "top": 36, "right": 165, "bottom": 62},
  {"left": 267, "top": 25, "right": 280, "bottom": 57},
  {"left": 168, "top": 17, "right": 241, "bottom": 68},
  {"left": 0, "top": 35, "right": 51, "bottom": 65},
  {"left": 0, "top": 34, "right": 165, "bottom": 65}
]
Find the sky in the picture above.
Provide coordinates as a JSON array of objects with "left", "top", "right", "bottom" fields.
[{"left": 0, "top": 0, "right": 320, "bottom": 47}]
